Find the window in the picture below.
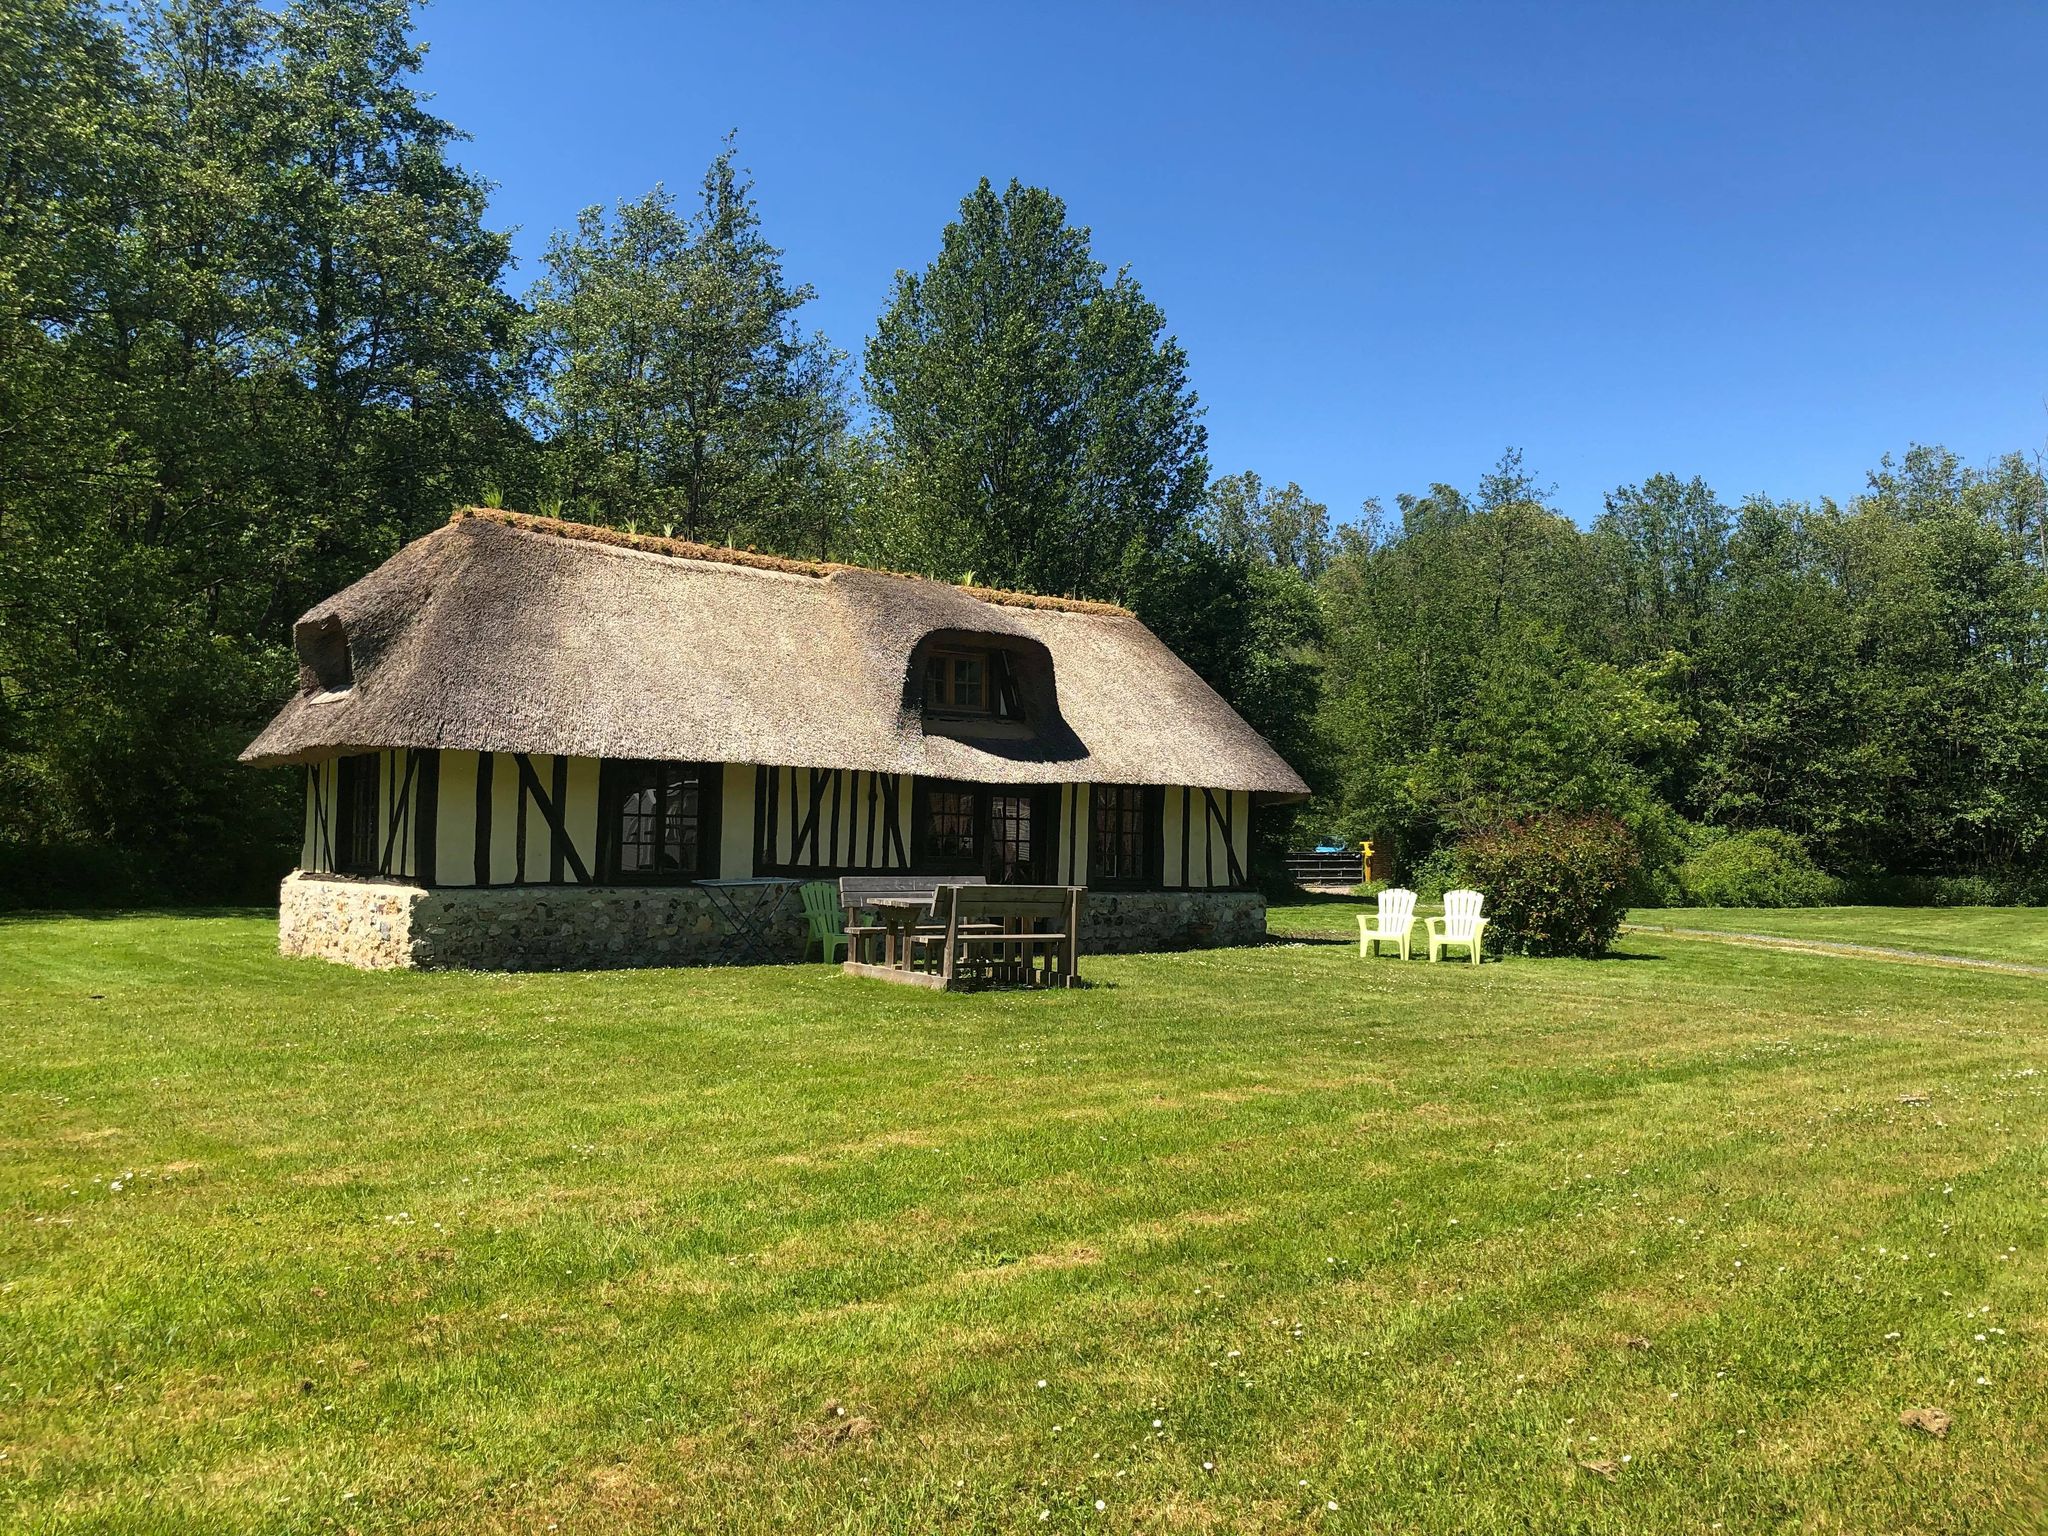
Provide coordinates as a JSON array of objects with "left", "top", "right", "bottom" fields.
[
  {"left": 1090, "top": 784, "right": 1154, "bottom": 888},
  {"left": 335, "top": 753, "right": 380, "bottom": 874},
  {"left": 599, "top": 761, "right": 718, "bottom": 883},
  {"left": 922, "top": 650, "right": 988, "bottom": 713},
  {"left": 920, "top": 781, "right": 979, "bottom": 870},
  {"left": 913, "top": 780, "right": 1050, "bottom": 882},
  {"left": 989, "top": 792, "right": 1037, "bottom": 883}
]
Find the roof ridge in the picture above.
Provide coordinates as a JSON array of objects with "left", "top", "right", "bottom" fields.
[{"left": 449, "top": 507, "right": 1135, "bottom": 617}]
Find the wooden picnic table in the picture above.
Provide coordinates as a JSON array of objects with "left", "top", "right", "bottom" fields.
[{"left": 843, "top": 885, "right": 1084, "bottom": 991}]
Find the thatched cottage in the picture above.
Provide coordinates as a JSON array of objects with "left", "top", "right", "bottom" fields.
[{"left": 242, "top": 509, "right": 1309, "bottom": 969}]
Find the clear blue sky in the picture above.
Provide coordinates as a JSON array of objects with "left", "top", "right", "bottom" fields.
[{"left": 415, "top": 0, "right": 2048, "bottom": 525}]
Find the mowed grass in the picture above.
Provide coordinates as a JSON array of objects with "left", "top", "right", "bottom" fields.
[
  {"left": 2, "top": 914, "right": 2045, "bottom": 1534},
  {"left": 1264, "top": 893, "right": 1430, "bottom": 939},
  {"left": 1629, "top": 906, "right": 2048, "bottom": 969}
]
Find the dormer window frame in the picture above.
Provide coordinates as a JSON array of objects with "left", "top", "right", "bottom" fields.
[{"left": 922, "top": 647, "right": 994, "bottom": 717}]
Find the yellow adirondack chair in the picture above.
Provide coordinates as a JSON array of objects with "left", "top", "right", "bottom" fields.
[
  {"left": 1427, "top": 889, "right": 1489, "bottom": 964},
  {"left": 1357, "top": 887, "right": 1418, "bottom": 960}
]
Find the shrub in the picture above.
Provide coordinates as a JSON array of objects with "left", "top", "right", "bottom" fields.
[
  {"left": 1679, "top": 830, "right": 1841, "bottom": 908},
  {"left": 1455, "top": 812, "right": 1641, "bottom": 958},
  {"left": 1406, "top": 847, "right": 1467, "bottom": 901},
  {"left": 0, "top": 841, "right": 291, "bottom": 910}
]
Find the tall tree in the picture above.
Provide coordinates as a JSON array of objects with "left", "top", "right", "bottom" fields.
[
  {"left": 522, "top": 143, "right": 848, "bottom": 549},
  {"left": 0, "top": 0, "right": 518, "bottom": 894},
  {"left": 863, "top": 178, "right": 1207, "bottom": 599},
  {"left": 1592, "top": 473, "right": 1731, "bottom": 662},
  {"left": 1201, "top": 471, "right": 1332, "bottom": 579}
]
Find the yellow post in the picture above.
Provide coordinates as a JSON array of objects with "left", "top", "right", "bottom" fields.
[{"left": 1361, "top": 839, "right": 1375, "bottom": 883}]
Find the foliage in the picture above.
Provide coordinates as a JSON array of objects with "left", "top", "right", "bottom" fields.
[
  {"left": 862, "top": 179, "right": 1207, "bottom": 601},
  {"left": 0, "top": 0, "right": 516, "bottom": 887},
  {"left": 1316, "top": 445, "right": 2048, "bottom": 898},
  {"left": 521, "top": 142, "right": 850, "bottom": 550},
  {"left": 1405, "top": 846, "right": 1466, "bottom": 901},
  {"left": 5, "top": 6, "right": 2046, "bottom": 908},
  {"left": 1678, "top": 829, "right": 1842, "bottom": 908},
  {"left": 1201, "top": 471, "right": 1332, "bottom": 578},
  {"left": 1317, "top": 473, "right": 1690, "bottom": 878},
  {"left": 1455, "top": 811, "right": 1641, "bottom": 957}
]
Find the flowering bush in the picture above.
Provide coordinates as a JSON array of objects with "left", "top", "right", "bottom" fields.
[{"left": 1456, "top": 812, "right": 1640, "bottom": 958}]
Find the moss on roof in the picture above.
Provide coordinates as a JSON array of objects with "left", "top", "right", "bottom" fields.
[{"left": 450, "top": 508, "right": 1136, "bottom": 617}]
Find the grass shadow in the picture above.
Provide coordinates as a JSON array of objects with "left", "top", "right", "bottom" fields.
[{"left": 0, "top": 905, "right": 272, "bottom": 925}]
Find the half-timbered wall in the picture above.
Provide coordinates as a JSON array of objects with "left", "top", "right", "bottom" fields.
[
  {"left": 439, "top": 750, "right": 601, "bottom": 888},
  {"left": 1161, "top": 786, "right": 1250, "bottom": 891},
  {"left": 1055, "top": 783, "right": 1090, "bottom": 887},
  {"left": 302, "top": 759, "right": 336, "bottom": 873},
  {"left": 752, "top": 765, "right": 914, "bottom": 876},
  {"left": 301, "top": 753, "right": 1252, "bottom": 891},
  {"left": 302, "top": 748, "right": 441, "bottom": 882}
]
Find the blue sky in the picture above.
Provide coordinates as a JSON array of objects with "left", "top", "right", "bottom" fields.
[{"left": 415, "top": 1, "right": 2048, "bottom": 525}]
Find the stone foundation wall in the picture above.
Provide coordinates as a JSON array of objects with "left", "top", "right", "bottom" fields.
[
  {"left": 1081, "top": 890, "right": 1266, "bottom": 954},
  {"left": 279, "top": 872, "right": 810, "bottom": 971},
  {"left": 278, "top": 873, "right": 1265, "bottom": 971},
  {"left": 279, "top": 873, "right": 427, "bottom": 969}
]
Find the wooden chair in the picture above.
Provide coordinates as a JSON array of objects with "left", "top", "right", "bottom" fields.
[
  {"left": 1427, "top": 889, "right": 1490, "bottom": 965},
  {"left": 1357, "top": 887, "right": 1418, "bottom": 960},
  {"left": 798, "top": 880, "right": 846, "bottom": 963}
]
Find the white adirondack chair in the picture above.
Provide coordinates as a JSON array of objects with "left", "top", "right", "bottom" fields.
[
  {"left": 1427, "top": 889, "right": 1489, "bottom": 964},
  {"left": 1357, "top": 887, "right": 1418, "bottom": 961}
]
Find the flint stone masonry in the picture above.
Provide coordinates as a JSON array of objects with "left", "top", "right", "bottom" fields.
[
  {"left": 279, "top": 873, "right": 424, "bottom": 969},
  {"left": 278, "top": 873, "right": 1266, "bottom": 971},
  {"left": 1080, "top": 891, "right": 1266, "bottom": 953}
]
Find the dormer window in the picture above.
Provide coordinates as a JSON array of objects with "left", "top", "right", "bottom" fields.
[
  {"left": 922, "top": 649, "right": 989, "bottom": 714},
  {"left": 906, "top": 631, "right": 1060, "bottom": 743},
  {"left": 298, "top": 614, "right": 354, "bottom": 695}
]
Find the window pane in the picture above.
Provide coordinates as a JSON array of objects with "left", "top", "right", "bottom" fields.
[
  {"left": 665, "top": 777, "right": 699, "bottom": 873},
  {"left": 923, "top": 657, "right": 947, "bottom": 708},
  {"left": 953, "top": 657, "right": 983, "bottom": 708},
  {"left": 619, "top": 784, "right": 660, "bottom": 872},
  {"left": 339, "top": 755, "right": 379, "bottom": 874},
  {"left": 928, "top": 788, "right": 976, "bottom": 860},
  {"left": 614, "top": 764, "right": 701, "bottom": 880},
  {"left": 1091, "top": 785, "right": 1147, "bottom": 883},
  {"left": 991, "top": 793, "right": 1032, "bottom": 882}
]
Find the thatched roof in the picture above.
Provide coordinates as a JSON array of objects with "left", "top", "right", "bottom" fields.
[{"left": 241, "top": 509, "right": 1310, "bottom": 798}]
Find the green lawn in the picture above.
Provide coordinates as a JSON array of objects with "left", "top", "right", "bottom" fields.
[
  {"left": 3, "top": 912, "right": 2045, "bottom": 1534},
  {"left": 1264, "top": 892, "right": 1435, "bottom": 939},
  {"left": 1628, "top": 906, "right": 2048, "bottom": 969}
]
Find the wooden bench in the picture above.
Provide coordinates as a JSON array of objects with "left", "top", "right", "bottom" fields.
[
  {"left": 837, "top": 874, "right": 988, "bottom": 964},
  {"left": 843, "top": 884, "right": 1084, "bottom": 991}
]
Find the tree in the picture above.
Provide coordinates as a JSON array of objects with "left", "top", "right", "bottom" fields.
[
  {"left": 1316, "top": 454, "right": 1678, "bottom": 878},
  {"left": 863, "top": 178, "right": 1207, "bottom": 600},
  {"left": 252, "top": 0, "right": 521, "bottom": 601},
  {"left": 1592, "top": 473, "right": 1731, "bottom": 662},
  {"left": 0, "top": 0, "right": 519, "bottom": 895},
  {"left": 523, "top": 143, "right": 848, "bottom": 549},
  {"left": 1201, "top": 471, "right": 1332, "bottom": 579}
]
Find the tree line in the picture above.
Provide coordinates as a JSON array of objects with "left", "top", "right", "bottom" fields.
[
  {"left": 3, "top": 0, "right": 2042, "bottom": 904},
  {"left": 1314, "top": 449, "right": 2048, "bottom": 902}
]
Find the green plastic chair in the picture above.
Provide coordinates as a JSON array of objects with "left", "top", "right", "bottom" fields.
[{"left": 800, "top": 881, "right": 847, "bottom": 963}]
